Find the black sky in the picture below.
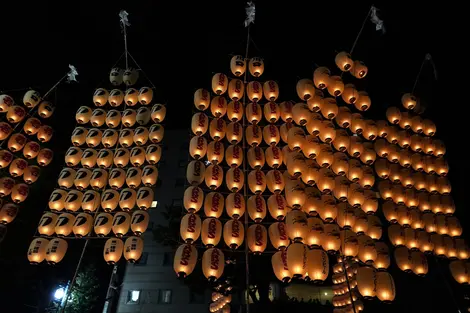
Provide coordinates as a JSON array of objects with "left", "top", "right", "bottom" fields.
[{"left": 1, "top": 1, "right": 469, "bottom": 312}]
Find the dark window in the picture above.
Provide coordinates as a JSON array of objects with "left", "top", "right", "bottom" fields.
[
  {"left": 175, "top": 178, "right": 185, "bottom": 187},
  {"left": 162, "top": 252, "right": 173, "bottom": 266},
  {"left": 159, "top": 290, "right": 172, "bottom": 304},
  {"left": 189, "top": 291, "right": 205, "bottom": 304},
  {"left": 135, "top": 252, "right": 148, "bottom": 266},
  {"left": 171, "top": 199, "right": 183, "bottom": 208}
]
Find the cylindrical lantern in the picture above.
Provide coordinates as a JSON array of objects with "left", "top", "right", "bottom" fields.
[
  {"left": 27, "top": 238, "right": 49, "bottom": 264},
  {"left": 202, "top": 248, "right": 225, "bottom": 281},
  {"left": 123, "top": 236, "right": 144, "bottom": 263},
  {"left": 247, "top": 194, "right": 267, "bottom": 222},
  {"left": 38, "top": 212, "right": 58, "bottom": 236},
  {"left": 247, "top": 224, "right": 267, "bottom": 253},
  {"left": 103, "top": 238, "right": 124, "bottom": 265},
  {"left": 101, "top": 189, "right": 119, "bottom": 212},
  {"left": 212, "top": 73, "right": 228, "bottom": 95},
  {"left": 201, "top": 218, "right": 222, "bottom": 247},
  {"left": 72, "top": 213, "right": 93, "bottom": 237},
  {"left": 180, "top": 213, "right": 201, "bottom": 243},
  {"left": 230, "top": 55, "right": 246, "bottom": 77},
  {"left": 249, "top": 57, "right": 264, "bottom": 77},
  {"left": 94, "top": 213, "right": 113, "bottom": 236},
  {"left": 45, "top": 238, "right": 68, "bottom": 264},
  {"left": 287, "top": 242, "right": 308, "bottom": 277},
  {"left": 356, "top": 266, "right": 376, "bottom": 299},
  {"left": 54, "top": 213, "right": 75, "bottom": 237}
]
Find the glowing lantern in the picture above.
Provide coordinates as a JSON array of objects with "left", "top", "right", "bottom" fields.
[
  {"left": 122, "top": 68, "right": 139, "bottom": 86},
  {"left": 246, "top": 124, "right": 262, "bottom": 146},
  {"left": 100, "top": 130, "right": 117, "bottom": 148},
  {"left": 10, "top": 183, "right": 28, "bottom": 203},
  {"left": 184, "top": 186, "right": 203, "bottom": 213},
  {"left": 180, "top": 213, "right": 201, "bottom": 243},
  {"left": 201, "top": 218, "right": 222, "bottom": 247},
  {"left": 143, "top": 145, "right": 160, "bottom": 166},
  {"left": 125, "top": 167, "right": 142, "bottom": 189},
  {"left": 247, "top": 224, "right": 267, "bottom": 253},
  {"left": 307, "top": 249, "right": 329, "bottom": 282},
  {"left": 285, "top": 178, "right": 306, "bottom": 209},
  {"left": 321, "top": 98, "right": 339, "bottom": 120},
  {"left": 22, "top": 165, "right": 39, "bottom": 184},
  {"left": 0, "top": 203, "right": 18, "bottom": 224},
  {"left": 422, "top": 119, "right": 436, "bottom": 136},
  {"left": 8, "top": 158, "right": 27, "bottom": 177},
  {"left": 82, "top": 190, "right": 100, "bottom": 212},
  {"left": 119, "top": 188, "right": 136, "bottom": 211},
  {"left": 108, "top": 89, "right": 124, "bottom": 107},
  {"left": 225, "top": 167, "right": 243, "bottom": 192},
  {"left": 123, "top": 236, "right": 144, "bottom": 263},
  {"left": 0, "top": 94, "right": 14, "bottom": 113},
  {"left": 96, "top": 149, "right": 113, "bottom": 168},
  {"left": 84, "top": 128, "right": 101, "bottom": 148},
  {"left": 248, "top": 56, "right": 265, "bottom": 77},
  {"left": 72, "top": 213, "right": 93, "bottom": 237},
  {"left": 223, "top": 219, "right": 244, "bottom": 248},
  {"left": 268, "top": 194, "right": 289, "bottom": 220},
  {"left": 319, "top": 120, "right": 336, "bottom": 143},
  {"left": 455, "top": 239, "right": 469, "bottom": 260},
  {"left": 209, "top": 97, "right": 227, "bottom": 118},
  {"left": 103, "top": 238, "right": 123, "bottom": 265},
  {"left": 27, "top": 238, "right": 49, "bottom": 264},
  {"left": 313, "top": 67, "right": 330, "bottom": 89},
  {"left": 37, "top": 212, "right": 58, "bottom": 236},
  {"left": 295, "top": 78, "right": 314, "bottom": 100},
  {"left": 73, "top": 168, "right": 91, "bottom": 190},
  {"left": 7, "top": 133, "right": 26, "bottom": 153},
  {"left": 224, "top": 145, "right": 242, "bottom": 168},
  {"left": 204, "top": 192, "right": 224, "bottom": 218},
  {"left": 229, "top": 55, "right": 246, "bottom": 76},
  {"left": 45, "top": 238, "right": 68, "bottom": 264},
  {"left": 285, "top": 209, "right": 309, "bottom": 241},
  {"left": 0, "top": 123, "right": 12, "bottom": 141},
  {"left": 323, "top": 224, "right": 341, "bottom": 252},
  {"left": 209, "top": 118, "right": 226, "bottom": 141},
  {"left": 355, "top": 91, "right": 371, "bottom": 111},
  {"left": 212, "top": 73, "right": 228, "bottom": 95},
  {"left": 375, "top": 271, "right": 396, "bottom": 302},
  {"left": 149, "top": 105, "right": 166, "bottom": 124},
  {"left": 286, "top": 242, "right": 308, "bottom": 277},
  {"left": 54, "top": 212, "right": 75, "bottom": 236},
  {"left": 101, "top": 189, "right": 119, "bottom": 212},
  {"left": 6, "top": 105, "right": 26, "bottom": 123},
  {"left": 388, "top": 224, "right": 405, "bottom": 246},
  {"left": 266, "top": 145, "right": 283, "bottom": 168},
  {"left": 357, "top": 234, "right": 377, "bottom": 264},
  {"left": 191, "top": 113, "right": 209, "bottom": 136},
  {"left": 348, "top": 136, "right": 363, "bottom": 158},
  {"left": 433, "top": 139, "right": 446, "bottom": 157},
  {"left": 227, "top": 100, "right": 244, "bottom": 122},
  {"left": 225, "top": 192, "right": 245, "bottom": 219},
  {"left": 246, "top": 81, "right": 263, "bottom": 102},
  {"left": 202, "top": 248, "right": 225, "bottom": 281},
  {"left": 247, "top": 194, "right": 267, "bottom": 222},
  {"left": 225, "top": 122, "right": 242, "bottom": 145},
  {"left": 174, "top": 244, "right": 197, "bottom": 278},
  {"left": 367, "top": 214, "right": 382, "bottom": 239},
  {"left": 348, "top": 183, "right": 364, "bottom": 208},
  {"left": 93, "top": 213, "right": 113, "bottom": 236},
  {"left": 123, "top": 88, "right": 139, "bottom": 107},
  {"left": 186, "top": 160, "right": 205, "bottom": 186},
  {"left": 449, "top": 260, "right": 470, "bottom": 284},
  {"left": 316, "top": 145, "right": 334, "bottom": 169}
]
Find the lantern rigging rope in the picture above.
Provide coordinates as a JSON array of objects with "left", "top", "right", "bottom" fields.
[{"left": 349, "top": 6, "right": 373, "bottom": 57}]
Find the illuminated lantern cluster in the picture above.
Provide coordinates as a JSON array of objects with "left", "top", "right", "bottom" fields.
[
  {"left": 208, "top": 291, "right": 231, "bottom": 313},
  {"left": 1, "top": 90, "right": 55, "bottom": 241},
  {"left": 28, "top": 67, "right": 163, "bottom": 264}
]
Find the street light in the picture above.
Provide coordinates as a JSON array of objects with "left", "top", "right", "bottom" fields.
[{"left": 54, "top": 287, "right": 65, "bottom": 301}]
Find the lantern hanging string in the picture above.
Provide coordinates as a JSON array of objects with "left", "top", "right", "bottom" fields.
[
  {"left": 349, "top": 6, "right": 373, "bottom": 57},
  {"left": 128, "top": 52, "right": 157, "bottom": 90},
  {"left": 411, "top": 53, "right": 437, "bottom": 94}
]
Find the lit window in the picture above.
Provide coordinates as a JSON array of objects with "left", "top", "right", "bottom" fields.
[
  {"left": 127, "top": 290, "right": 140, "bottom": 304},
  {"left": 159, "top": 289, "right": 172, "bottom": 304}
]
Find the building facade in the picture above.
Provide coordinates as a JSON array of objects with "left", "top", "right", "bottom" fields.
[{"left": 116, "top": 129, "right": 210, "bottom": 313}]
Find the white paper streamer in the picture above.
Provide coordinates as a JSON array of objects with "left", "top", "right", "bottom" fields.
[
  {"left": 119, "top": 10, "right": 130, "bottom": 27},
  {"left": 370, "top": 6, "right": 385, "bottom": 33},
  {"left": 244, "top": 2, "right": 255, "bottom": 27},
  {"left": 67, "top": 64, "right": 78, "bottom": 82}
]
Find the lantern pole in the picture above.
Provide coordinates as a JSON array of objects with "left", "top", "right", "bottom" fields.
[
  {"left": 349, "top": 6, "right": 373, "bottom": 56},
  {"left": 242, "top": 24, "right": 251, "bottom": 313},
  {"left": 119, "top": 10, "right": 130, "bottom": 69},
  {"left": 340, "top": 255, "right": 358, "bottom": 313},
  {"left": 59, "top": 239, "right": 89, "bottom": 313}
]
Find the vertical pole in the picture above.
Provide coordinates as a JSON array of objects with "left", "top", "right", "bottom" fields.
[
  {"left": 340, "top": 255, "right": 357, "bottom": 313},
  {"left": 123, "top": 23, "right": 129, "bottom": 69},
  {"left": 102, "top": 264, "right": 119, "bottom": 313},
  {"left": 411, "top": 55, "right": 427, "bottom": 94},
  {"left": 59, "top": 239, "right": 89, "bottom": 313},
  {"left": 243, "top": 26, "right": 251, "bottom": 313},
  {"left": 349, "top": 6, "right": 373, "bottom": 56}
]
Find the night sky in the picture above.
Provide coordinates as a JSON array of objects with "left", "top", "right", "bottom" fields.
[{"left": 1, "top": 1, "right": 469, "bottom": 312}]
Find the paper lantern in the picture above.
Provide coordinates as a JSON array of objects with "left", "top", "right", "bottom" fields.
[
  {"left": 206, "top": 141, "right": 224, "bottom": 165},
  {"left": 174, "top": 244, "right": 198, "bottom": 278},
  {"left": 123, "top": 236, "right": 144, "bottom": 263},
  {"left": 129, "top": 210, "right": 149, "bottom": 235},
  {"left": 319, "top": 120, "right": 336, "bottom": 143},
  {"left": 119, "top": 188, "right": 136, "bottom": 211},
  {"left": 455, "top": 239, "right": 469, "bottom": 260},
  {"left": 8, "top": 133, "right": 27, "bottom": 152},
  {"left": 225, "top": 167, "right": 243, "bottom": 192},
  {"left": 0, "top": 203, "right": 18, "bottom": 224},
  {"left": 246, "top": 124, "right": 262, "bottom": 146},
  {"left": 184, "top": 186, "right": 203, "bottom": 213},
  {"left": 180, "top": 213, "right": 201, "bottom": 243},
  {"left": 307, "top": 249, "right": 329, "bottom": 283},
  {"left": 347, "top": 183, "right": 364, "bottom": 208},
  {"left": 285, "top": 209, "right": 309, "bottom": 242},
  {"left": 296, "top": 79, "right": 315, "bottom": 100},
  {"left": 0, "top": 122, "right": 12, "bottom": 141},
  {"left": 10, "top": 183, "right": 29, "bottom": 203},
  {"left": 54, "top": 212, "right": 75, "bottom": 236},
  {"left": 247, "top": 194, "right": 267, "bottom": 222},
  {"left": 108, "top": 168, "right": 125, "bottom": 190},
  {"left": 27, "top": 238, "right": 49, "bottom": 264},
  {"left": 321, "top": 98, "right": 338, "bottom": 120},
  {"left": 76, "top": 148, "right": 95, "bottom": 169},
  {"left": 93, "top": 213, "right": 113, "bottom": 236},
  {"left": 186, "top": 160, "right": 205, "bottom": 186},
  {"left": 111, "top": 212, "right": 130, "bottom": 237},
  {"left": 376, "top": 271, "right": 396, "bottom": 303},
  {"left": 272, "top": 250, "right": 291, "bottom": 282},
  {"left": 72, "top": 213, "right": 93, "bottom": 237},
  {"left": 266, "top": 145, "right": 283, "bottom": 168},
  {"left": 84, "top": 128, "right": 102, "bottom": 148},
  {"left": 92, "top": 88, "right": 108, "bottom": 106},
  {"left": 0, "top": 150, "right": 13, "bottom": 169},
  {"left": 99, "top": 130, "right": 117, "bottom": 149},
  {"left": 261, "top": 125, "right": 279, "bottom": 147},
  {"left": 125, "top": 167, "right": 141, "bottom": 189},
  {"left": 247, "top": 81, "right": 263, "bottom": 102},
  {"left": 323, "top": 223, "right": 341, "bottom": 252},
  {"left": 433, "top": 139, "right": 446, "bottom": 157},
  {"left": 223, "top": 219, "right": 244, "bottom": 249},
  {"left": 449, "top": 260, "right": 470, "bottom": 284},
  {"left": 247, "top": 224, "right": 267, "bottom": 253},
  {"left": 22, "top": 165, "right": 39, "bottom": 184},
  {"left": 248, "top": 170, "right": 267, "bottom": 194},
  {"left": 204, "top": 192, "right": 224, "bottom": 218},
  {"left": 202, "top": 248, "right": 225, "bottom": 281},
  {"left": 285, "top": 178, "right": 306, "bottom": 209},
  {"left": 212, "top": 73, "right": 228, "bottom": 95},
  {"left": 286, "top": 242, "right": 308, "bottom": 278},
  {"left": 136, "top": 187, "right": 154, "bottom": 209},
  {"left": 37, "top": 148, "right": 53, "bottom": 167},
  {"left": 317, "top": 167, "right": 335, "bottom": 194},
  {"left": 351, "top": 60, "right": 368, "bottom": 78},
  {"left": 423, "top": 119, "right": 436, "bottom": 136},
  {"left": 230, "top": 55, "right": 246, "bottom": 76},
  {"left": 6, "top": 105, "right": 26, "bottom": 123},
  {"left": 132, "top": 126, "right": 148, "bottom": 146},
  {"left": 355, "top": 91, "right": 371, "bottom": 111},
  {"left": 123, "top": 89, "right": 138, "bottom": 106},
  {"left": 249, "top": 57, "right": 264, "bottom": 77},
  {"left": 225, "top": 122, "right": 242, "bottom": 145},
  {"left": 45, "top": 238, "right": 68, "bottom": 264},
  {"left": 103, "top": 238, "right": 124, "bottom": 265},
  {"left": 0, "top": 94, "right": 14, "bottom": 112},
  {"left": 357, "top": 234, "right": 377, "bottom": 264},
  {"left": 96, "top": 149, "right": 113, "bottom": 168},
  {"left": 73, "top": 168, "right": 91, "bottom": 190},
  {"left": 246, "top": 101, "right": 262, "bottom": 124},
  {"left": 112, "top": 148, "right": 129, "bottom": 168},
  {"left": 101, "top": 189, "right": 119, "bottom": 212},
  {"left": 81, "top": 190, "right": 100, "bottom": 212},
  {"left": 226, "top": 100, "right": 244, "bottom": 122},
  {"left": 210, "top": 96, "right": 228, "bottom": 117},
  {"left": 335, "top": 51, "right": 353, "bottom": 71},
  {"left": 8, "top": 158, "right": 27, "bottom": 177},
  {"left": 37, "top": 101, "right": 54, "bottom": 119},
  {"left": 148, "top": 105, "right": 165, "bottom": 125},
  {"left": 209, "top": 118, "right": 226, "bottom": 141},
  {"left": 316, "top": 145, "right": 334, "bottom": 168},
  {"left": 265, "top": 170, "right": 284, "bottom": 194},
  {"left": 104, "top": 110, "right": 121, "bottom": 129},
  {"left": 356, "top": 266, "right": 376, "bottom": 299},
  {"left": 313, "top": 67, "right": 330, "bottom": 89},
  {"left": 213, "top": 229, "right": 235, "bottom": 252},
  {"left": 122, "top": 68, "right": 139, "bottom": 86},
  {"left": 24, "top": 117, "right": 42, "bottom": 135},
  {"left": 191, "top": 113, "right": 209, "bottom": 136},
  {"left": 107, "top": 89, "right": 123, "bottom": 107},
  {"left": 326, "top": 76, "right": 344, "bottom": 97},
  {"left": 267, "top": 194, "right": 288, "bottom": 221},
  {"left": 37, "top": 212, "right": 58, "bottom": 236}
]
